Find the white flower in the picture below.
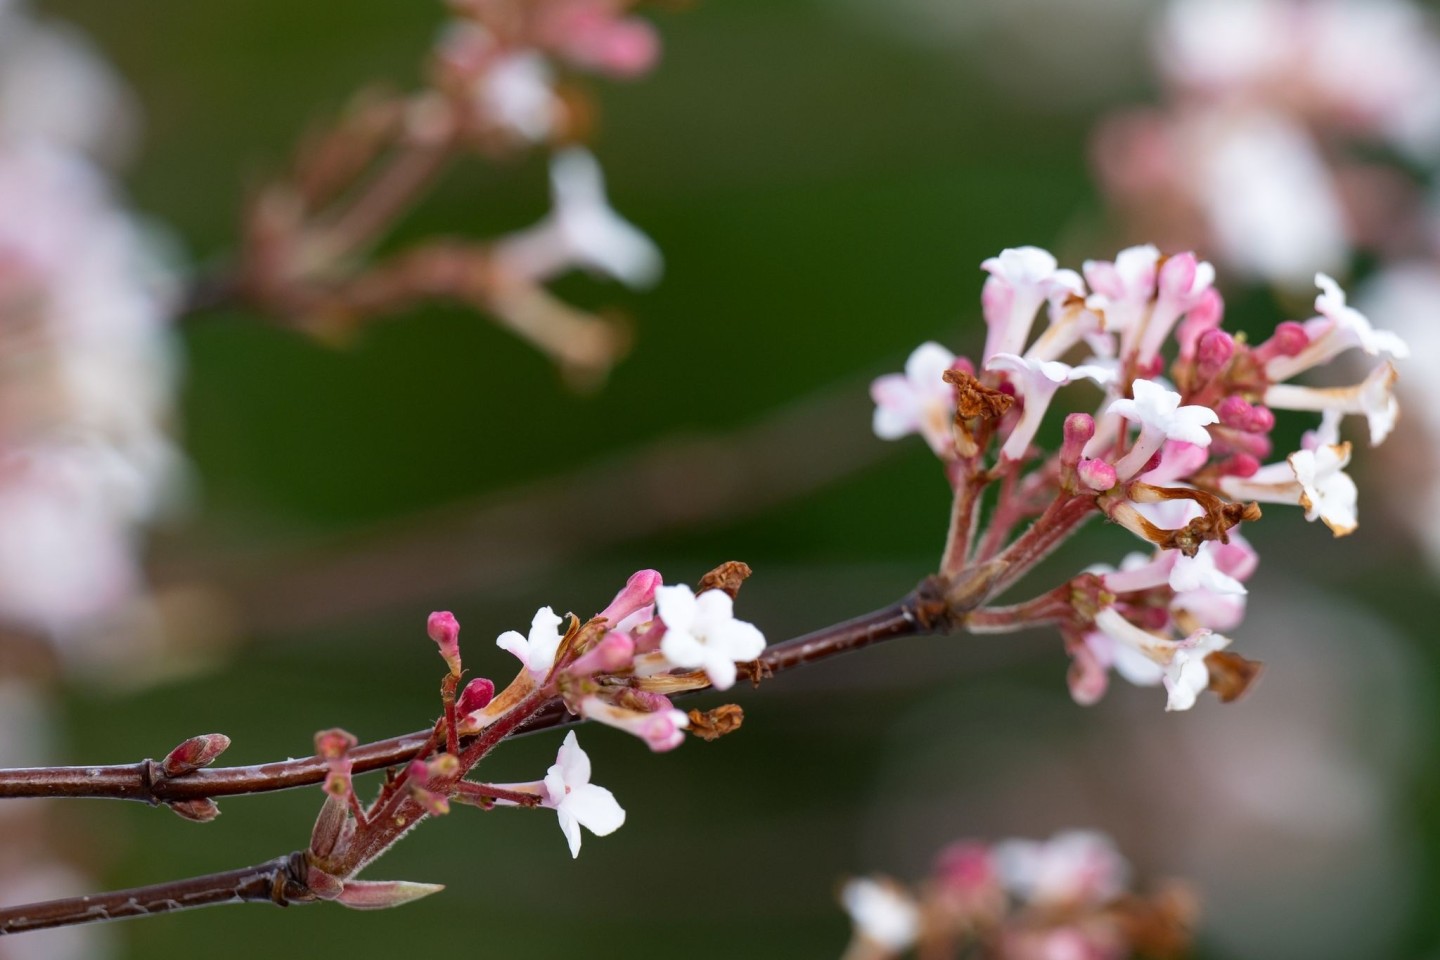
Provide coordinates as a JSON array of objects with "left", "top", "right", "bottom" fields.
[
  {"left": 1289, "top": 442, "right": 1359, "bottom": 536},
  {"left": 1108, "top": 379, "right": 1217, "bottom": 479},
  {"left": 542, "top": 732, "right": 626, "bottom": 858},
  {"left": 481, "top": 52, "right": 557, "bottom": 142},
  {"left": 1082, "top": 244, "right": 1160, "bottom": 343},
  {"left": 871, "top": 341, "right": 957, "bottom": 456},
  {"left": 1163, "top": 629, "right": 1231, "bottom": 712},
  {"left": 984, "top": 352, "right": 1112, "bottom": 462},
  {"left": 980, "top": 246, "right": 1083, "bottom": 360},
  {"left": 494, "top": 148, "right": 662, "bottom": 289},
  {"left": 496, "top": 605, "right": 565, "bottom": 676},
  {"left": 1110, "top": 379, "right": 1218, "bottom": 446},
  {"left": 1169, "top": 543, "right": 1247, "bottom": 597},
  {"left": 655, "top": 585, "right": 765, "bottom": 691},
  {"left": 993, "top": 831, "right": 1129, "bottom": 908},
  {"left": 840, "top": 878, "right": 920, "bottom": 952},
  {"left": 1267, "top": 273, "right": 1410, "bottom": 381}
]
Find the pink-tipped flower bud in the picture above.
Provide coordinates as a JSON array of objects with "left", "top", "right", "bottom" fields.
[
  {"left": 934, "top": 841, "right": 998, "bottom": 895},
  {"left": 456, "top": 677, "right": 495, "bottom": 716},
  {"left": 1077, "top": 458, "right": 1117, "bottom": 491},
  {"left": 427, "top": 611, "right": 462, "bottom": 677},
  {"left": 1220, "top": 454, "right": 1261, "bottom": 478},
  {"left": 1060, "top": 413, "right": 1096, "bottom": 466},
  {"left": 1215, "top": 395, "right": 1255, "bottom": 429},
  {"left": 1247, "top": 405, "right": 1275, "bottom": 434},
  {"left": 1195, "top": 329, "right": 1235, "bottom": 379},
  {"left": 1176, "top": 288, "right": 1224, "bottom": 360},
  {"left": 600, "top": 569, "right": 662, "bottom": 625},
  {"left": 161, "top": 733, "right": 232, "bottom": 777},
  {"left": 1253, "top": 320, "right": 1309, "bottom": 364},
  {"left": 568, "top": 631, "right": 636, "bottom": 677}
]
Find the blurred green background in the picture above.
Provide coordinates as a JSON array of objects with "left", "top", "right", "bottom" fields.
[{"left": 31, "top": 0, "right": 1440, "bottom": 957}]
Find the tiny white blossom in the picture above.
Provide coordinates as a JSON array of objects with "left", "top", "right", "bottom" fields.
[
  {"left": 542, "top": 732, "right": 626, "bottom": 858},
  {"left": 1109, "top": 379, "right": 1218, "bottom": 447},
  {"left": 840, "top": 878, "right": 920, "bottom": 952},
  {"left": 871, "top": 341, "right": 957, "bottom": 456},
  {"left": 1163, "top": 629, "right": 1231, "bottom": 712},
  {"left": 496, "top": 605, "right": 565, "bottom": 676},
  {"left": 481, "top": 52, "right": 557, "bottom": 142},
  {"left": 985, "top": 353, "right": 1112, "bottom": 462},
  {"left": 993, "top": 831, "right": 1130, "bottom": 908},
  {"left": 980, "top": 246, "right": 1084, "bottom": 360},
  {"left": 1108, "top": 379, "right": 1217, "bottom": 479},
  {"left": 1264, "top": 360, "right": 1399, "bottom": 446},
  {"left": 494, "top": 148, "right": 662, "bottom": 289},
  {"left": 1288, "top": 442, "right": 1359, "bottom": 536},
  {"left": 655, "top": 584, "right": 765, "bottom": 691},
  {"left": 1169, "top": 544, "right": 1247, "bottom": 597}
]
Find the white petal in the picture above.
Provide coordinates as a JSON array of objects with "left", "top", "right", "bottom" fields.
[
  {"left": 654, "top": 584, "right": 698, "bottom": 633},
  {"left": 555, "top": 730, "right": 591, "bottom": 787},
  {"left": 557, "top": 807, "right": 583, "bottom": 858},
  {"left": 565, "top": 782, "right": 626, "bottom": 837},
  {"left": 659, "top": 628, "right": 707, "bottom": 670}
]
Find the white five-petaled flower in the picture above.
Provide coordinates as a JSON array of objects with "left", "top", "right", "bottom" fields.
[
  {"left": 992, "top": 830, "right": 1130, "bottom": 908},
  {"left": 1266, "top": 273, "right": 1411, "bottom": 381},
  {"left": 1289, "top": 442, "right": 1359, "bottom": 536},
  {"left": 980, "top": 246, "right": 1084, "bottom": 361},
  {"left": 496, "top": 605, "right": 565, "bottom": 677},
  {"left": 870, "top": 341, "right": 958, "bottom": 457},
  {"left": 542, "top": 732, "right": 626, "bottom": 859},
  {"left": 984, "top": 353, "right": 1113, "bottom": 462},
  {"left": 494, "top": 148, "right": 662, "bottom": 289},
  {"left": 1106, "top": 378, "right": 1218, "bottom": 479},
  {"left": 654, "top": 584, "right": 765, "bottom": 691},
  {"left": 1082, "top": 244, "right": 1160, "bottom": 346},
  {"left": 840, "top": 878, "right": 920, "bottom": 952}
]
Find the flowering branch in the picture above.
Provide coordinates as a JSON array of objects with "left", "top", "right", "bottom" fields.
[{"left": 0, "top": 577, "right": 956, "bottom": 809}]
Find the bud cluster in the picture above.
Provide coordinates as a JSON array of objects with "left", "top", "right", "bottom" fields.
[
  {"left": 873, "top": 245, "right": 1406, "bottom": 710},
  {"left": 840, "top": 831, "right": 1193, "bottom": 960}
]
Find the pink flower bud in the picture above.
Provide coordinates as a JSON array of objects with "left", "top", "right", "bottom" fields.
[
  {"left": 1215, "top": 395, "right": 1255, "bottom": 429},
  {"left": 1252, "top": 321, "right": 1309, "bottom": 364},
  {"left": 1176, "top": 287, "right": 1224, "bottom": 360},
  {"left": 934, "top": 841, "right": 997, "bottom": 894},
  {"left": 1077, "top": 458, "right": 1117, "bottom": 491},
  {"left": 161, "top": 733, "right": 232, "bottom": 777},
  {"left": 1195, "top": 329, "right": 1235, "bottom": 379},
  {"left": 600, "top": 569, "right": 662, "bottom": 624},
  {"left": 456, "top": 677, "right": 495, "bottom": 715},
  {"left": 1219, "top": 454, "right": 1261, "bottom": 478},
  {"left": 427, "top": 611, "right": 462, "bottom": 677},
  {"left": 568, "top": 631, "right": 636, "bottom": 676},
  {"left": 1060, "top": 413, "right": 1096, "bottom": 466}
]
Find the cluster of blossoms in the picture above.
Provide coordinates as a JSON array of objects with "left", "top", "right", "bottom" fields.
[
  {"left": 1094, "top": 0, "right": 1440, "bottom": 289},
  {"left": 840, "top": 830, "right": 1193, "bottom": 960},
  {"left": 0, "top": 1, "right": 181, "bottom": 653},
  {"left": 239, "top": 0, "right": 662, "bottom": 382},
  {"left": 873, "top": 245, "right": 1405, "bottom": 710},
  {"left": 302, "top": 564, "right": 763, "bottom": 896}
]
